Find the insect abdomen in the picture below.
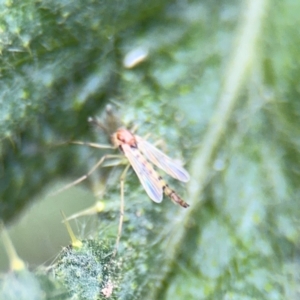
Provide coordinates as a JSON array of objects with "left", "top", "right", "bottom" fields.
[{"left": 162, "top": 183, "right": 189, "bottom": 208}]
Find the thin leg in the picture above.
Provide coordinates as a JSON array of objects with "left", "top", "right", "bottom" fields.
[
  {"left": 113, "top": 163, "right": 131, "bottom": 256},
  {"left": 69, "top": 141, "right": 116, "bottom": 150},
  {"left": 101, "top": 159, "right": 127, "bottom": 168},
  {"left": 87, "top": 117, "right": 109, "bottom": 135},
  {"left": 52, "top": 140, "right": 115, "bottom": 149},
  {"left": 51, "top": 154, "right": 123, "bottom": 195}
]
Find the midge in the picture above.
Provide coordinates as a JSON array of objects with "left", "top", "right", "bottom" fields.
[{"left": 111, "top": 127, "right": 190, "bottom": 207}]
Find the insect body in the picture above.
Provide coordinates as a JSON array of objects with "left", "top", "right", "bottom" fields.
[{"left": 112, "top": 128, "right": 190, "bottom": 207}]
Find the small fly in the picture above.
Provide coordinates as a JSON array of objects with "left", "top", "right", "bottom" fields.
[{"left": 111, "top": 127, "right": 190, "bottom": 207}]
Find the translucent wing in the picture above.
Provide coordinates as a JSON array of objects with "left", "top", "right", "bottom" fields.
[
  {"left": 122, "top": 144, "right": 163, "bottom": 203},
  {"left": 136, "top": 136, "right": 190, "bottom": 182}
]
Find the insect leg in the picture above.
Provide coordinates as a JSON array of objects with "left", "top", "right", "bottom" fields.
[
  {"left": 51, "top": 154, "right": 123, "bottom": 196},
  {"left": 69, "top": 141, "right": 116, "bottom": 150},
  {"left": 64, "top": 159, "right": 128, "bottom": 221},
  {"left": 113, "top": 163, "right": 131, "bottom": 256}
]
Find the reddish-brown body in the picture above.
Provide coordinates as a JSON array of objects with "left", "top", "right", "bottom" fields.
[{"left": 112, "top": 128, "right": 137, "bottom": 149}]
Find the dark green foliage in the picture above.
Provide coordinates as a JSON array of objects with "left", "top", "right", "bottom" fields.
[{"left": 1, "top": 0, "right": 300, "bottom": 299}]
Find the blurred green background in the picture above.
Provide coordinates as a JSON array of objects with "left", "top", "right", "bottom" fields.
[{"left": 1, "top": 0, "right": 300, "bottom": 299}]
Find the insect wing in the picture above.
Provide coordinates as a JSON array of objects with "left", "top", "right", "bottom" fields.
[
  {"left": 136, "top": 136, "right": 190, "bottom": 182},
  {"left": 122, "top": 144, "right": 163, "bottom": 203}
]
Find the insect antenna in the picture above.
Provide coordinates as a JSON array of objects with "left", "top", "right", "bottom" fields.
[{"left": 88, "top": 104, "right": 122, "bottom": 138}]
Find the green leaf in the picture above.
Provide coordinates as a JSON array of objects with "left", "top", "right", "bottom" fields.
[{"left": 1, "top": 0, "right": 299, "bottom": 299}]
